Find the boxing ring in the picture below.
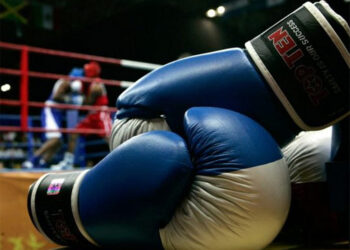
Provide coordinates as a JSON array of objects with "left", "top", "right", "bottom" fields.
[
  {"left": 0, "top": 40, "right": 348, "bottom": 249},
  {"left": 0, "top": 41, "right": 160, "bottom": 249}
]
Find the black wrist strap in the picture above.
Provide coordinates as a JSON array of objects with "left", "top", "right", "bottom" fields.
[
  {"left": 245, "top": 1, "right": 349, "bottom": 130},
  {"left": 27, "top": 170, "right": 98, "bottom": 247}
]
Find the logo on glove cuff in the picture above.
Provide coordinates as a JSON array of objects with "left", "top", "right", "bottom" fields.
[
  {"left": 47, "top": 178, "right": 65, "bottom": 195},
  {"left": 268, "top": 26, "right": 304, "bottom": 69},
  {"left": 268, "top": 22, "right": 336, "bottom": 107}
]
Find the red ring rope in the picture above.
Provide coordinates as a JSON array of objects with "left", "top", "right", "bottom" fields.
[{"left": 0, "top": 41, "right": 156, "bottom": 134}]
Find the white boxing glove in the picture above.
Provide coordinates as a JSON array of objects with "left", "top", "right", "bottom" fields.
[{"left": 282, "top": 126, "right": 333, "bottom": 183}]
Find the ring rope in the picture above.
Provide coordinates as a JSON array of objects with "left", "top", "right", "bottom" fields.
[
  {"left": 0, "top": 99, "right": 117, "bottom": 112},
  {"left": 0, "top": 41, "right": 161, "bottom": 71},
  {"left": 0, "top": 41, "right": 156, "bottom": 145},
  {"left": 0, "top": 67, "right": 134, "bottom": 88}
]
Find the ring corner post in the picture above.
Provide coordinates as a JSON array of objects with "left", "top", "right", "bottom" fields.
[{"left": 20, "top": 45, "right": 29, "bottom": 132}]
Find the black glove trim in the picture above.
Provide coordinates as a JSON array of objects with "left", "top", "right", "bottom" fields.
[
  {"left": 27, "top": 170, "right": 97, "bottom": 247},
  {"left": 28, "top": 173, "right": 54, "bottom": 243},
  {"left": 308, "top": 2, "right": 349, "bottom": 67},
  {"left": 245, "top": 1, "right": 350, "bottom": 130}
]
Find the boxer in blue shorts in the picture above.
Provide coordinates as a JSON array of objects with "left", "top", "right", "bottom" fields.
[{"left": 22, "top": 68, "right": 84, "bottom": 168}]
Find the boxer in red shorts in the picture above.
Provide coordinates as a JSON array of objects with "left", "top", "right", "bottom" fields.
[
  {"left": 51, "top": 62, "right": 112, "bottom": 170},
  {"left": 76, "top": 79, "right": 112, "bottom": 137}
]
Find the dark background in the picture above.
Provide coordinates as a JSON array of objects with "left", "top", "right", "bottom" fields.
[{"left": 0, "top": 0, "right": 349, "bottom": 109}]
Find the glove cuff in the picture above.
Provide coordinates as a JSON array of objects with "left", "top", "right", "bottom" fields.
[
  {"left": 245, "top": 1, "right": 349, "bottom": 130},
  {"left": 27, "top": 170, "right": 98, "bottom": 247}
]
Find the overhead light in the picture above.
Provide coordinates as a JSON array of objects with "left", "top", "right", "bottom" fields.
[
  {"left": 206, "top": 9, "right": 216, "bottom": 18},
  {"left": 1, "top": 83, "right": 11, "bottom": 92},
  {"left": 217, "top": 6, "right": 226, "bottom": 16}
]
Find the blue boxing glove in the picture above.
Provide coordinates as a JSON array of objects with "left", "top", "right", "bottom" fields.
[
  {"left": 69, "top": 80, "right": 84, "bottom": 105},
  {"left": 112, "top": 1, "right": 349, "bottom": 149},
  {"left": 28, "top": 107, "right": 290, "bottom": 249},
  {"left": 28, "top": 130, "right": 193, "bottom": 249}
]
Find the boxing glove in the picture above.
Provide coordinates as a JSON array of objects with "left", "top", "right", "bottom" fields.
[
  {"left": 28, "top": 107, "right": 290, "bottom": 249},
  {"left": 28, "top": 130, "right": 194, "bottom": 248},
  {"left": 70, "top": 80, "right": 83, "bottom": 94},
  {"left": 282, "top": 127, "right": 332, "bottom": 183},
  {"left": 112, "top": 1, "right": 349, "bottom": 149}
]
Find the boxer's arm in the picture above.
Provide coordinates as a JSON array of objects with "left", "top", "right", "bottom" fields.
[
  {"left": 52, "top": 79, "right": 71, "bottom": 103},
  {"left": 84, "top": 83, "right": 103, "bottom": 105}
]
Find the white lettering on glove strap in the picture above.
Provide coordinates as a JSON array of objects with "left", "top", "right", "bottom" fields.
[{"left": 287, "top": 20, "right": 309, "bottom": 46}]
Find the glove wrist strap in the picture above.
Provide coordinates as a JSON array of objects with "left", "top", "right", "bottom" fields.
[
  {"left": 245, "top": 1, "right": 349, "bottom": 130},
  {"left": 28, "top": 170, "right": 98, "bottom": 247}
]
